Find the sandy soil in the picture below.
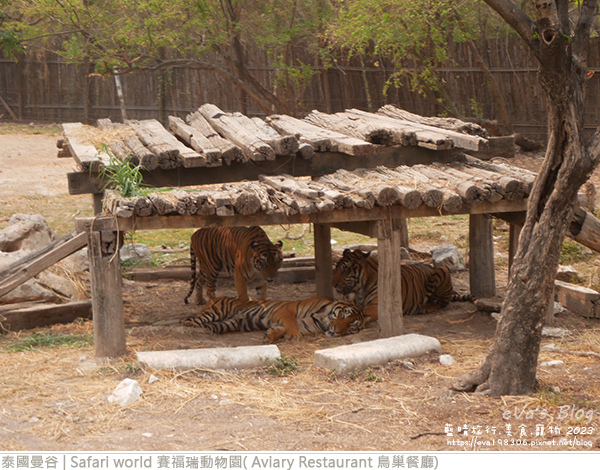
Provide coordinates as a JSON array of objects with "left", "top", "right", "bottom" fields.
[{"left": 0, "top": 128, "right": 599, "bottom": 453}]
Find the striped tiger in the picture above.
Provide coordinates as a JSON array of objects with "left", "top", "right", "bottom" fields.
[
  {"left": 182, "top": 296, "right": 366, "bottom": 342},
  {"left": 184, "top": 226, "right": 283, "bottom": 305},
  {"left": 332, "top": 249, "right": 474, "bottom": 321}
]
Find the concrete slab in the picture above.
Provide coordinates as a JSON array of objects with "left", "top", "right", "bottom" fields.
[
  {"left": 314, "top": 333, "right": 441, "bottom": 375},
  {"left": 137, "top": 345, "right": 281, "bottom": 371}
]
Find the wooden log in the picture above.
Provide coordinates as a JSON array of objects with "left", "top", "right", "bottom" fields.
[
  {"left": 329, "top": 110, "right": 418, "bottom": 146},
  {"left": 147, "top": 191, "right": 179, "bottom": 215},
  {"left": 0, "top": 231, "right": 88, "bottom": 297},
  {"left": 250, "top": 117, "right": 300, "bottom": 156},
  {"left": 198, "top": 104, "right": 275, "bottom": 161},
  {"left": 133, "top": 119, "right": 206, "bottom": 169},
  {"left": 168, "top": 116, "right": 220, "bottom": 166},
  {"left": 369, "top": 106, "right": 490, "bottom": 152},
  {"left": 88, "top": 230, "right": 126, "bottom": 358},
  {"left": 122, "top": 134, "right": 159, "bottom": 171},
  {"left": 266, "top": 114, "right": 376, "bottom": 156},
  {"left": 192, "top": 192, "right": 217, "bottom": 215},
  {"left": 469, "top": 214, "right": 496, "bottom": 298},
  {"left": 297, "top": 142, "right": 315, "bottom": 159},
  {"left": 304, "top": 110, "right": 395, "bottom": 145},
  {"left": 378, "top": 104, "right": 489, "bottom": 138},
  {"left": 459, "top": 154, "right": 535, "bottom": 194},
  {"left": 314, "top": 174, "right": 374, "bottom": 209},
  {"left": 62, "top": 123, "right": 101, "bottom": 172},
  {"left": 412, "top": 164, "right": 486, "bottom": 205},
  {"left": 394, "top": 166, "right": 463, "bottom": 213},
  {"left": 102, "top": 191, "right": 134, "bottom": 218},
  {"left": 390, "top": 165, "right": 445, "bottom": 209},
  {"left": 259, "top": 174, "right": 320, "bottom": 200},
  {"left": 432, "top": 162, "right": 500, "bottom": 202},
  {"left": 186, "top": 111, "right": 244, "bottom": 165},
  {"left": 346, "top": 108, "right": 455, "bottom": 150},
  {"left": 451, "top": 160, "right": 526, "bottom": 201},
  {"left": 127, "top": 119, "right": 181, "bottom": 169},
  {"left": 332, "top": 169, "right": 402, "bottom": 207},
  {"left": 0, "top": 300, "right": 92, "bottom": 331},
  {"left": 355, "top": 167, "right": 424, "bottom": 210}
]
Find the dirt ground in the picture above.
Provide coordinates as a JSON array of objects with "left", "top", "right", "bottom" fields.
[{"left": 0, "top": 128, "right": 599, "bottom": 453}]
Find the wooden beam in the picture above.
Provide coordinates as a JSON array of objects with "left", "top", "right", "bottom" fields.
[
  {"left": 75, "top": 199, "right": 529, "bottom": 234},
  {"left": 0, "top": 300, "right": 92, "bottom": 331},
  {"left": 314, "top": 223, "right": 333, "bottom": 299},
  {"left": 88, "top": 230, "right": 126, "bottom": 358},
  {"left": 376, "top": 216, "right": 404, "bottom": 338},
  {"left": 469, "top": 214, "right": 496, "bottom": 298},
  {"left": 0, "top": 231, "right": 88, "bottom": 297}
]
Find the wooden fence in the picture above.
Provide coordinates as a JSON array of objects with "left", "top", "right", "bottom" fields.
[{"left": 1, "top": 37, "right": 600, "bottom": 142}]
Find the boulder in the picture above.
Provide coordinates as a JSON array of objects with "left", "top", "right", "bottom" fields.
[
  {"left": 0, "top": 214, "right": 54, "bottom": 252},
  {"left": 120, "top": 243, "right": 152, "bottom": 265},
  {"left": 432, "top": 245, "right": 466, "bottom": 272}
]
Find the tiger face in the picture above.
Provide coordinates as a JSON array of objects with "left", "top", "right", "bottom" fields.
[
  {"left": 332, "top": 249, "right": 371, "bottom": 296},
  {"left": 327, "top": 302, "right": 366, "bottom": 337},
  {"left": 250, "top": 240, "right": 284, "bottom": 282}
]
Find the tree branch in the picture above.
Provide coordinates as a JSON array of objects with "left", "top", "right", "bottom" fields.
[{"left": 482, "top": 0, "right": 536, "bottom": 48}]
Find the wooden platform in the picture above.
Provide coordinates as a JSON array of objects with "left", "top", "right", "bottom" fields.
[{"left": 60, "top": 104, "right": 526, "bottom": 358}]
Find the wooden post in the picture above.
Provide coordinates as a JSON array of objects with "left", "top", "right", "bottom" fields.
[
  {"left": 314, "top": 223, "right": 333, "bottom": 299},
  {"left": 469, "top": 214, "right": 496, "bottom": 298},
  {"left": 377, "top": 215, "right": 404, "bottom": 338},
  {"left": 93, "top": 193, "right": 103, "bottom": 216},
  {"left": 88, "top": 230, "right": 126, "bottom": 358},
  {"left": 508, "top": 222, "right": 522, "bottom": 275}
]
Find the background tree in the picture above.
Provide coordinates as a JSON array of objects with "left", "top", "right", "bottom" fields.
[
  {"left": 454, "top": 0, "right": 600, "bottom": 395},
  {"left": 2, "top": 0, "right": 331, "bottom": 115}
]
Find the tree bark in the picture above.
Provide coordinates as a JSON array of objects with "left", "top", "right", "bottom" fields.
[{"left": 453, "top": 0, "right": 600, "bottom": 396}]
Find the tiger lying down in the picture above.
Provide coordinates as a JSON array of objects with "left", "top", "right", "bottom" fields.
[
  {"left": 182, "top": 296, "right": 366, "bottom": 343},
  {"left": 332, "top": 248, "right": 475, "bottom": 321}
]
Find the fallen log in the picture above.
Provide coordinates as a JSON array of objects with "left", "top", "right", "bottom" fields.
[{"left": 0, "top": 300, "right": 92, "bottom": 331}]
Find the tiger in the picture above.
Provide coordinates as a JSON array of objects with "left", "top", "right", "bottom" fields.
[
  {"left": 182, "top": 296, "right": 366, "bottom": 343},
  {"left": 183, "top": 226, "right": 283, "bottom": 305},
  {"left": 332, "top": 248, "right": 474, "bottom": 321}
]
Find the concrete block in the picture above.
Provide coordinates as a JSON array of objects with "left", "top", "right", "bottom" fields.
[
  {"left": 314, "top": 334, "right": 441, "bottom": 375},
  {"left": 555, "top": 280, "right": 600, "bottom": 318},
  {"left": 137, "top": 345, "right": 281, "bottom": 371}
]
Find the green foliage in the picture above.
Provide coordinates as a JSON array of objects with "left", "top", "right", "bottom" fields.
[
  {"left": 97, "top": 145, "right": 147, "bottom": 198},
  {"left": 268, "top": 355, "right": 298, "bottom": 376},
  {"left": 5, "top": 333, "right": 93, "bottom": 352},
  {"left": 560, "top": 240, "right": 594, "bottom": 265}
]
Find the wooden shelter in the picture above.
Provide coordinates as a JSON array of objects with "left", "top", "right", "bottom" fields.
[{"left": 61, "top": 103, "right": 526, "bottom": 358}]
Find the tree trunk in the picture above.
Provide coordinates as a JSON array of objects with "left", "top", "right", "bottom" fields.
[{"left": 453, "top": 0, "right": 600, "bottom": 396}]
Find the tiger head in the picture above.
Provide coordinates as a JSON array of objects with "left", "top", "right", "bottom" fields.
[
  {"left": 250, "top": 239, "right": 284, "bottom": 282},
  {"left": 332, "top": 249, "right": 371, "bottom": 297},
  {"left": 327, "top": 301, "right": 366, "bottom": 337}
]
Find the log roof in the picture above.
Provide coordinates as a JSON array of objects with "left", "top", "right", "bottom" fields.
[
  {"left": 59, "top": 103, "right": 491, "bottom": 173},
  {"left": 100, "top": 154, "right": 535, "bottom": 222}
]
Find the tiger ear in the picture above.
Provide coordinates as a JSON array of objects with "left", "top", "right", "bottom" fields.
[
  {"left": 361, "top": 250, "right": 371, "bottom": 259},
  {"left": 275, "top": 240, "right": 283, "bottom": 249},
  {"left": 343, "top": 248, "right": 352, "bottom": 256}
]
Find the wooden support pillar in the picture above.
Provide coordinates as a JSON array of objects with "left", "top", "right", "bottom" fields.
[
  {"left": 314, "top": 223, "right": 333, "bottom": 299},
  {"left": 469, "top": 214, "right": 496, "bottom": 298},
  {"left": 508, "top": 222, "right": 522, "bottom": 275},
  {"left": 88, "top": 229, "right": 126, "bottom": 358},
  {"left": 376, "top": 215, "right": 404, "bottom": 338},
  {"left": 93, "top": 193, "right": 103, "bottom": 216}
]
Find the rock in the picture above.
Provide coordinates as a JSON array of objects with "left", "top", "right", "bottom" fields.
[
  {"left": 556, "top": 265, "right": 578, "bottom": 283},
  {"left": 439, "top": 354, "right": 456, "bottom": 366},
  {"left": 542, "top": 327, "right": 571, "bottom": 338},
  {"left": 474, "top": 296, "right": 504, "bottom": 313},
  {"left": 107, "top": 378, "right": 143, "bottom": 406},
  {"left": 61, "top": 248, "right": 89, "bottom": 274},
  {"left": 0, "top": 278, "right": 61, "bottom": 303},
  {"left": 120, "top": 243, "right": 152, "bottom": 265},
  {"left": 0, "top": 214, "right": 54, "bottom": 252},
  {"left": 540, "top": 360, "right": 564, "bottom": 367},
  {"left": 148, "top": 374, "right": 160, "bottom": 384},
  {"left": 431, "top": 245, "right": 465, "bottom": 272}
]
